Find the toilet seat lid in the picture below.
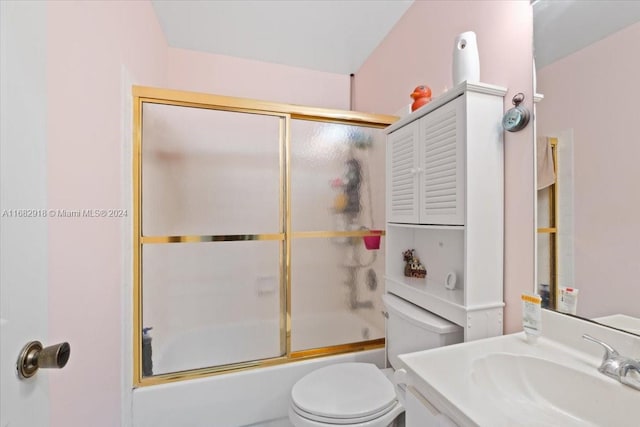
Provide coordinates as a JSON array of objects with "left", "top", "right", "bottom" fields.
[{"left": 291, "top": 363, "right": 397, "bottom": 420}]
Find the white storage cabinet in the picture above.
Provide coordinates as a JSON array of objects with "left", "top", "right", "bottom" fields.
[
  {"left": 385, "top": 82, "right": 507, "bottom": 341},
  {"left": 387, "top": 95, "right": 464, "bottom": 226}
]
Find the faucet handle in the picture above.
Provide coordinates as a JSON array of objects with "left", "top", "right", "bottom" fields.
[
  {"left": 582, "top": 334, "right": 624, "bottom": 379},
  {"left": 582, "top": 334, "right": 619, "bottom": 359}
]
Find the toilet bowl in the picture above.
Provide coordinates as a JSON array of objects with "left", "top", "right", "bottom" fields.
[
  {"left": 289, "top": 293, "right": 464, "bottom": 427},
  {"left": 289, "top": 363, "right": 403, "bottom": 427}
]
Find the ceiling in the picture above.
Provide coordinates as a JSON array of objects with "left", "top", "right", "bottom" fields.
[
  {"left": 152, "top": 1, "right": 640, "bottom": 75},
  {"left": 533, "top": 0, "right": 640, "bottom": 69},
  {"left": 151, "top": 0, "right": 414, "bottom": 75}
]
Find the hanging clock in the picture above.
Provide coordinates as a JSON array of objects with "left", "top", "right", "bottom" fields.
[{"left": 502, "top": 92, "right": 530, "bottom": 132}]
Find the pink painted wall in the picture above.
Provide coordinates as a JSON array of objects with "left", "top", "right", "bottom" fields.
[
  {"left": 168, "top": 48, "right": 350, "bottom": 109},
  {"left": 355, "top": 0, "right": 534, "bottom": 333},
  {"left": 39, "top": 0, "right": 535, "bottom": 424},
  {"left": 46, "top": 1, "right": 167, "bottom": 426},
  {"left": 536, "top": 22, "right": 640, "bottom": 319},
  {"left": 43, "top": 2, "right": 357, "bottom": 425}
]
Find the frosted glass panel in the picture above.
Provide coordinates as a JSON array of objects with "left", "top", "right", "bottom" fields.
[
  {"left": 290, "top": 120, "right": 386, "bottom": 351},
  {"left": 290, "top": 235, "right": 385, "bottom": 351},
  {"left": 142, "top": 241, "right": 282, "bottom": 375},
  {"left": 142, "top": 103, "right": 280, "bottom": 236},
  {"left": 290, "top": 120, "right": 385, "bottom": 233}
]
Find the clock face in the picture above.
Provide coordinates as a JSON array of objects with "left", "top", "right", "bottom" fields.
[{"left": 502, "top": 106, "right": 529, "bottom": 132}]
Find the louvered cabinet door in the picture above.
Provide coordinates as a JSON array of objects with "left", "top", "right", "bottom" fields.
[
  {"left": 387, "top": 123, "right": 420, "bottom": 223},
  {"left": 418, "top": 97, "right": 465, "bottom": 225}
]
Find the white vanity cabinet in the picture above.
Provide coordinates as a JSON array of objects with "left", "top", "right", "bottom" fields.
[
  {"left": 385, "top": 82, "right": 507, "bottom": 341},
  {"left": 405, "top": 386, "right": 459, "bottom": 427}
]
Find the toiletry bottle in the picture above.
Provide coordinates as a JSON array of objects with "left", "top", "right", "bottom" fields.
[
  {"left": 142, "top": 327, "right": 153, "bottom": 376},
  {"left": 521, "top": 294, "right": 542, "bottom": 343},
  {"left": 558, "top": 287, "right": 579, "bottom": 315},
  {"left": 539, "top": 283, "right": 550, "bottom": 308}
]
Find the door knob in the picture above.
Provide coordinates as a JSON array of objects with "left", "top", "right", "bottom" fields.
[{"left": 17, "top": 340, "right": 71, "bottom": 379}]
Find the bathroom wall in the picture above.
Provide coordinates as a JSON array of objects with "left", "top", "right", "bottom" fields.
[
  {"left": 43, "top": 2, "right": 363, "bottom": 425},
  {"left": 167, "top": 47, "right": 351, "bottom": 109},
  {"left": 8, "top": 1, "right": 535, "bottom": 425},
  {"left": 46, "top": 1, "right": 168, "bottom": 426},
  {"left": 536, "top": 22, "right": 640, "bottom": 318},
  {"left": 354, "top": 0, "right": 535, "bottom": 333}
]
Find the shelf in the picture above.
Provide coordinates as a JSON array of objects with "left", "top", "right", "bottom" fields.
[
  {"left": 385, "top": 275, "right": 466, "bottom": 326},
  {"left": 387, "top": 223, "right": 464, "bottom": 231},
  {"left": 387, "top": 275, "right": 464, "bottom": 306},
  {"left": 385, "top": 81, "right": 508, "bottom": 134}
]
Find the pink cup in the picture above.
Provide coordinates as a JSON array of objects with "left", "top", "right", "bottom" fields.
[{"left": 363, "top": 230, "right": 383, "bottom": 250}]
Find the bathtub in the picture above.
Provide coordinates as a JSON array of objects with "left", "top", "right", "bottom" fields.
[
  {"left": 134, "top": 313, "right": 384, "bottom": 427},
  {"left": 154, "top": 312, "right": 384, "bottom": 375}
]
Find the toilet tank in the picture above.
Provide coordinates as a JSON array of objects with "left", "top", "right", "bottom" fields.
[{"left": 382, "top": 293, "right": 463, "bottom": 369}]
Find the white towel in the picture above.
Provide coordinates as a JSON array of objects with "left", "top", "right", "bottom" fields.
[{"left": 537, "top": 137, "right": 556, "bottom": 190}]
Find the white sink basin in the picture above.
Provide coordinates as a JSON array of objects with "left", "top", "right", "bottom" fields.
[
  {"left": 399, "top": 331, "right": 640, "bottom": 427},
  {"left": 471, "top": 353, "right": 638, "bottom": 427}
]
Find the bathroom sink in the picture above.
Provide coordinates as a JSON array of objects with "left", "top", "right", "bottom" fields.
[
  {"left": 399, "top": 324, "right": 640, "bottom": 427},
  {"left": 470, "top": 353, "right": 638, "bottom": 427}
]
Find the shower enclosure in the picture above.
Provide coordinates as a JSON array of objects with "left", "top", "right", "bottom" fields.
[{"left": 133, "top": 87, "right": 395, "bottom": 386}]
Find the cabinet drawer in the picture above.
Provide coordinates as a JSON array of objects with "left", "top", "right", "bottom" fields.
[{"left": 406, "top": 386, "right": 458, "bottom": 427}]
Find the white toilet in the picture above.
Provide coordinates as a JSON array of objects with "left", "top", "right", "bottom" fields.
[{"left": 288, "top": 293, "right": 464, "bottom": 427}]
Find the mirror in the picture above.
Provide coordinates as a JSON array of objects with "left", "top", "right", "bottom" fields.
[{"left": 533, "top": 0, "right": 640, "bottom": 335}]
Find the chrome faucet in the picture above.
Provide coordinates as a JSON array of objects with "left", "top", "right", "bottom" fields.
[
  {"left": 583, "top": 334, "right": 640, "bottom": 391},
  {"left": 620, "top": 359, "right": 640, "bottom": 390}
]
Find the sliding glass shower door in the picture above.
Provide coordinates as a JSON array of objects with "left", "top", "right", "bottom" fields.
[
  {"left": 133, "top": 87, "right": 394, "bottom": 386},
  {"left": 289, "top": 120, "right": 386, "bottom": 353},
  {"left": 140, "top": 103, "right": 285, "bottom": 376}
]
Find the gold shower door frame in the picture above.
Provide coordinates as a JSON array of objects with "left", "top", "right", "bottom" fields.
[{"left": 132, "top": 86, "right": 396, "bottom": 387}]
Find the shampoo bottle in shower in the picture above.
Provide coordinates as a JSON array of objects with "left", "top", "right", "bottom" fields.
[{"left": 142, "top": 327, "right": 153, "bottom": 376}]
